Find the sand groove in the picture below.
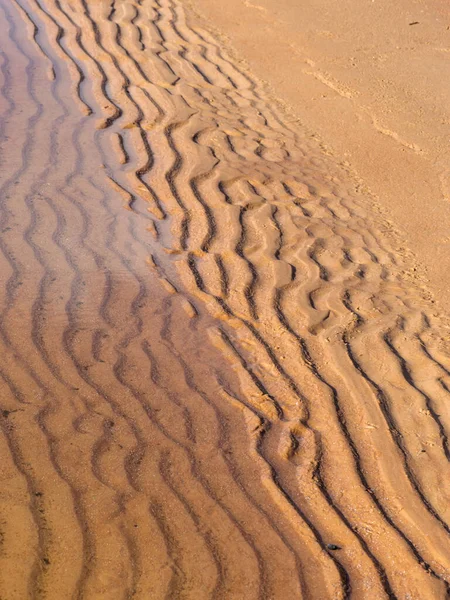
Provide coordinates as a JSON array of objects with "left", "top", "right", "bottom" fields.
[{"left": 0, "top": 0, "right": 450, "bottom": 598}]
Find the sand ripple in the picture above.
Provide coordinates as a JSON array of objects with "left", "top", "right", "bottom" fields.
[{"left": 0, "top": 0, "right": 449, "bottom": 597}]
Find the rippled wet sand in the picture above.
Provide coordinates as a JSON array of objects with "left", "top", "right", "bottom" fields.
[{"left": 1, "top": 0, "right": 450, "bottom": 598}]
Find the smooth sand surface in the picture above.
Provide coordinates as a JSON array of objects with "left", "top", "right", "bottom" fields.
[{"left": 0, "top": 0, "right": 450, "bottom": 598}]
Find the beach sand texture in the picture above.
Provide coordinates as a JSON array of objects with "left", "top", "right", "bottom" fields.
[{"left": 0, "top": 0, "right": 450, "bottom": 598}]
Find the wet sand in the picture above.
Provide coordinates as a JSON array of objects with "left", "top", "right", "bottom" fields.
[{"left": 0, "top": 0, "right": 450, "bottom": 598}]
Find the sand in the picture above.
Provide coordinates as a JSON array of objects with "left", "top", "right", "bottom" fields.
[
  {"left": 0, "top": 0, "right": 449, "bottom": 598},
  {"left": 185, "top": 0, "right": 450, "bottom": 309}
]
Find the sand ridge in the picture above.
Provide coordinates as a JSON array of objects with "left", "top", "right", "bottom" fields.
[{"left": 0, "top": 0, "right": 449, "bottom": 598}]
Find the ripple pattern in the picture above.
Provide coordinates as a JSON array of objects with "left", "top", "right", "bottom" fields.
[{"left": 0, "top": 0, "right": 450, "bottom": 598}]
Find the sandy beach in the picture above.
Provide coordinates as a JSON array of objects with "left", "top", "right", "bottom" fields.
[{"left": 0, "top": 0, "right": 449, "bottom": 598}]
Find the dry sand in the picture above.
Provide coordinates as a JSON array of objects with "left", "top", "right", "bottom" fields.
[{"left": 0, "top": 0, "right": 450, "bottom": 598}]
